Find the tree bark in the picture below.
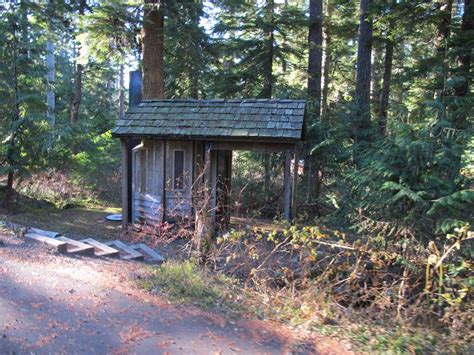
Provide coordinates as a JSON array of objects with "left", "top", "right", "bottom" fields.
[
  {"left": 435, "top": 0, "right": 453, "bottom": 110},
  {"left": 3, "top": 21, "right": 21, "bottom": 209},
  {"left": 70, "top": 63, "right": 82, "bottom": 126},
  {"left": 378, "top": 39, "right": 394, "bottom": 135},
  {"left": 354, "top": 0, "right": 373, "bottom": 144},
  {"left": 449, "top": 0, "right": 473, "bottom": 178},
  {"left": 46, "top": 39, "right": 55, "bottom": 135},
  {"left": 452, "top": 0, "right": 472, "bottom": 131},
  {"left": 321, "top": 0, "right": 332, "bottom": 118},
  {"left": 371, "top": 46, "right": 382, "bottom": 117},
  {"left": 261, "top": 0, "right": 274, "bottom": 99},
  {"left": 2, "top": 172, "right": 14, "bottom": 209},
  {"left": 70, "top": 0, "right": 86, "bottom": 154},
  {"left": 45, "top": 0, "right": 55, "bottom": 140},
  {"left": 118, "top": 64, "right": 125, "bottom": 118},
  {"left": 142, "top": 0, "right": 165, "bottom": 100},
  {"left": 261, "top": 0, "right": 275, "bottom": 197},
  {"left": 435, "top": 0, "right": 453, "bottom": 54},
  {"left": 264, "top": 154, "right": 271, "bottom": 198},
  {"left": 307, "top": 0, "right": 323, "bottom": 108}
]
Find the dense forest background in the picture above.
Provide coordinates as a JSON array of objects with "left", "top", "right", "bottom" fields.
[{"left": 0, "top": 0, "right": 472, "bottom": 352}]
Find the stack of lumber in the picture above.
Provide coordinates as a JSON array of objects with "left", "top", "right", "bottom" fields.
[{"left": 2, "top": 222, "right": 165, "bottom": 263}]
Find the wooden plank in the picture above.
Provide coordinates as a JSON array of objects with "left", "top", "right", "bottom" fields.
[
  {"left": 56, "top": 236, "right": 95, "bottom": 256},
  {"left": 291, "top": 150, "right": 299, "bottom": 220},
  {"left": 29, "top": 227, "right": 61, "bottom": 239},
  {"left": 81, "top": 238, "right": 120, "bottom": 257},
  {"left": 25, "top": 233, "right": 68, "bottom": 253},
  {"left": 121, "top": 138, "right": 129, "bottom": 230},
  {"left": 162, "top": 140, "right": 167, "bottom": 222},
  {"left": 130, "top": 243, "right": 164, "bottom": 263},
  {"left": 104, "top": 240, "right": 144, "bottom": 261},
  {"left": 211, "top": 141, "right": 296, "bottom": 153},
  {"left": 210, "top": 149, "right": 217, "bottom": 231},
  {"left": 284, "top": 149, "right": 292, "bottom": 221}
]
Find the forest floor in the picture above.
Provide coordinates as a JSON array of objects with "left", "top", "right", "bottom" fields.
[
  {"left": 0, "top": 201, "right": 122, "bottom": 240},
  {"left": 0, "top": 227, "right": 350, "bottom": 354}
]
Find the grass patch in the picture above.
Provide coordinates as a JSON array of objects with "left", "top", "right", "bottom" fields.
[
  {"left": 140, "top": 260, "right": 245, "bottom": 313},
  {"left": 0, "top": 187, "right": 121, "bottom": 239},
  {"left": 312, "top": 323, "right": 442, "bottom": 354}
]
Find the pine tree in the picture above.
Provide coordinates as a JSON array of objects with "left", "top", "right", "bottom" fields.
[
  {"left": 354, "top": 0, "right": 373, "bottom": 145},
  {"left": 142, "top": 0, "right": 165, "bottom": 99}
]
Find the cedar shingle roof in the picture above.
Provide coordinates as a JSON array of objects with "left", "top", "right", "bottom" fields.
[{"left": 112, "top": 99, "right": 306, "bottom": 142}]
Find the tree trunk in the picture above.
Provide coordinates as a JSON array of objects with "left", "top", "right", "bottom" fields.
[
  {"left": 452, "top": 0, "right": 472, "bottom": 130},
  {"left": 262, "top": 0, "right": 275, "bottom": 198},
  {"left": 261, "top": 0, "right": 274, "bottom": 99},
  {"left": 307, "top": 0, "right": 323, "bottom": 108},
  {"left": 118, "top": 64, "right": 125, "bottom": 118},
  {"left": 449, "top": 0, "right": 473, "bottom": 178},
  {"left": 378, "top": 39, "right": 394, "bottom": 135},
  {"left": 354, "top": 0, "right": 373, "bottom": 144},
  {"left": 435, "top": 0, "right": 453, "bottom": 54},
  {"left": 2, "top": 172, "right": 14, "bottom": 209},
  {"left": 71, "top": 63, "right": 82, "bottom": 126},
  {"left": 371, "top": 46, "right": 382, "bottom": 117},
  {"left": 435, "top": 0, "right": 453, "bottom": 108},
  {"left": 46, "top": 39, "right": 55, "bottom": 144},
  {"left": 142, "top": 0, "right": 165, "bottom": 100},
  {"left": 321, "top": 0, "right": 332, "bottom": 118},
  {"left": 3, "top": 22, "right": 21, "bottom": 209},
  {"left": 264, "top": 154, "right": 271, "bottom": 197},
  {"left": 70, "top": 0, "right": 86, "bottom": 154}
]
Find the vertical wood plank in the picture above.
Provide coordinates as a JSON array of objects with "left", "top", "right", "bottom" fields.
[
  {"left": 284, "top": 149, "right": 292, "bottom": 221},
  {"left": 226, "top": 150, "right": 232, "bottom": 226},
  {"left": 291, "top": 150, "right": 299, "bottom": 219},
  {"left": 210, "top": 149, "right": 217, "bottom": 231},
  {"left": 121, "top": 138, "right": 129, "bottom": 230},
  {"left": 162, "top": 140, "right": 167, "bottom": 222},
  {"left": 191, "top": 141, "right": 195, "bottom": 213}
]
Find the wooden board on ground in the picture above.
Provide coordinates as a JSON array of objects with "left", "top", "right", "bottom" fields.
[
  {"left": 81, "top": 238, "right": 120, "bottom": 258},
  {"left": 56, "top": 236, "right": 95, "bottom": 256},
  {"left": 104, "top": 240, "right": 144, "bottom": 261},
  {"left": 25, "top": 233, "right": 68, "bottom": 253},
  {"left": 129, "top": 243, "right": 165, "bottom": 263},
  {"left": 29, "top": 227, "right": 61, "bottom": 239}
]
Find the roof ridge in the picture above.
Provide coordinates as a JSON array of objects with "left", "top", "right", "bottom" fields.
[{"left": 139, "top": 98, "right": 306, "bottom": 103}]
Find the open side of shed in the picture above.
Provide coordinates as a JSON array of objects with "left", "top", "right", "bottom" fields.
[{"left": 112, "top": 98, "right": 306, "bottom": 234}]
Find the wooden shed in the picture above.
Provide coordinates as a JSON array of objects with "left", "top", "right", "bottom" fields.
[{"left": 112, "top": 98, "right": 306, "bottom": 233}]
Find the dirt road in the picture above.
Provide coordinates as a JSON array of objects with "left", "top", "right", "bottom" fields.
[{"left": 0, "top": 231, "right": 348, "bottom": 354}]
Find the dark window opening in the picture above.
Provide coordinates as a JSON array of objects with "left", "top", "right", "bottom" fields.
[{"left": 174, "top": 150, "right": 185, "bottom": 189}]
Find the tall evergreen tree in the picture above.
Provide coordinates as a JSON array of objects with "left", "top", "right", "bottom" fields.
[
  {"left": 307, "top": 0, "right": 323, "bottom": 106},
  {"left": 354, "top": 0, "right": 373, "bottom": 144},
  {"left": 142, "top": 0, "right": 165, "bottom": 99},
  {"left": 70, "top": 0, "right": 87, "bottom": 138}
]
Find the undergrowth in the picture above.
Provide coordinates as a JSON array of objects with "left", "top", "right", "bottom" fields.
[
  {"left": 140, "top": 259, "right": 244, "bottom": 314},
  {"left": 139, "top": 219, "right": 472, "bottom": 353},
  {"left": 13, "top": 168, "right": 109, "bottom": 209}
]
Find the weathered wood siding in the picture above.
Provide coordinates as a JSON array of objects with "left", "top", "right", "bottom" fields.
[
  {"left": 132, "top": 140, "right": 195, "bottom": 226},
  {"left": 132, "top": 141, "right": 164, "bottom": 225},
  {"left": 165, "top": 141, "right": 193, "bottom": 218}
]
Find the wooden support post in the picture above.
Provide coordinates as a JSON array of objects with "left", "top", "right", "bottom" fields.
[
  {"left": 224, "top": 150, "right": 232, "bottom": 227},
  {"left": 162, "top": 140, "right": 167, "bottom": 223},
  {"left": 291, "top": 150, "right": 299, "bottom": 220},
  {"left": 204, "top": 143, "right": 212, "bottom": 236},
  {"left": 121, "top": 138, "right": 129, "bottom": 230},
  {"left": 193, "top": 142, "right": 213, "bottom": 252},
  {"left": 284, "top": 149, "right": 292, "bottom": 221},
  {"left": 210, "top": 149, "right": 217, "bottom": 232}
]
